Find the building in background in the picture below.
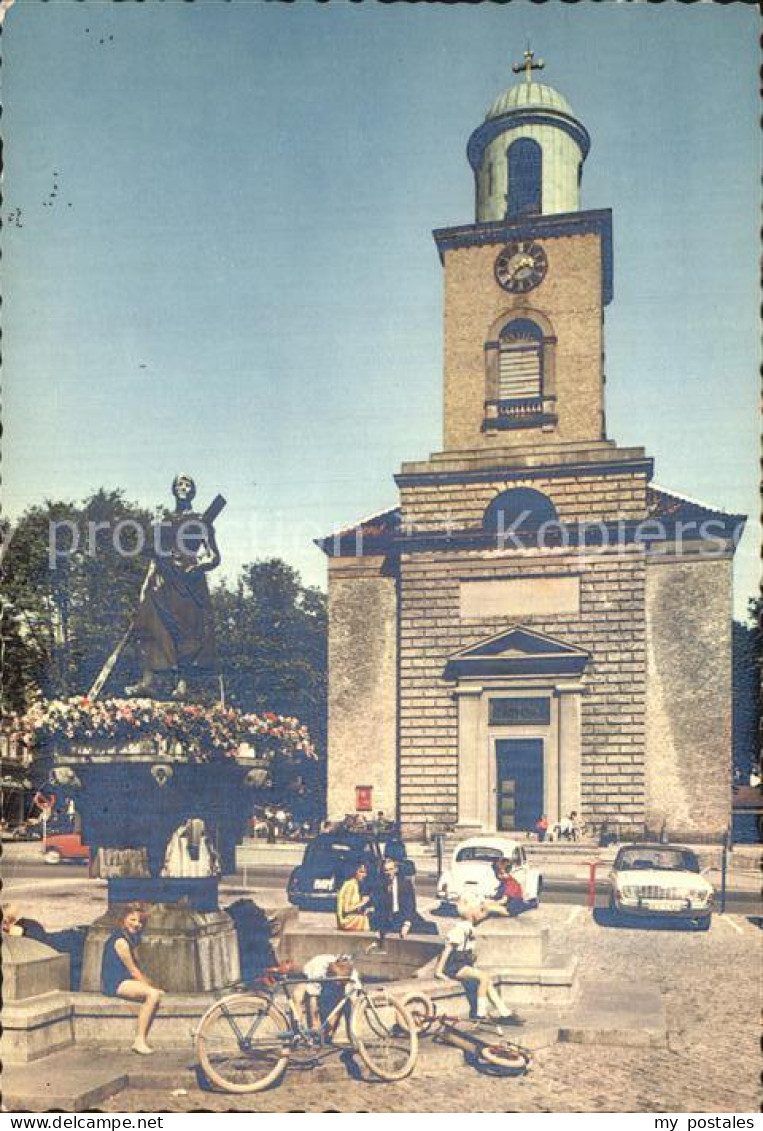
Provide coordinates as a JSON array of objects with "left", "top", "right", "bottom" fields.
[{"left": 319, "top": 55, "right": 744, "bottom": 843}]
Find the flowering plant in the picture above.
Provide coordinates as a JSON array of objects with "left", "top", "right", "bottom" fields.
[{"left": 19, "top": 697, "right": 316, "bottom": 763}]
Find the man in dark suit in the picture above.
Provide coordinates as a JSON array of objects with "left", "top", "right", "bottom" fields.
[{"left": 374, "top": 857, "right": 420, "bottom": 939}]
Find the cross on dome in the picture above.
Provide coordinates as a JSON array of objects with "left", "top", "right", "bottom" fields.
[{"left": 511, "top": 47, "right": 545, "bottom": 84}]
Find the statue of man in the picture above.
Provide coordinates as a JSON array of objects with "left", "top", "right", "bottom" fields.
[{"left": 126, "top": 474, "right": 221, "bottom": 700}]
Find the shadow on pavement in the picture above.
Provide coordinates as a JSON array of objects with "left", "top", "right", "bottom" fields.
[{"left": 592, "top": 908, "right": 708, "bottom": 932}]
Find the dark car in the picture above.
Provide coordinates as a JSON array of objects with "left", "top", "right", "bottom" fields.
[{"left": 287, "top": 829, "right": 415, "bottom": 911}]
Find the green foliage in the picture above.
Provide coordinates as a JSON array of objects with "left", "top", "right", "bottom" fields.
[
  {"left": 732, "top": 596, "right": 761, "bottom": 778},
  {"left": 2, "top": 491, "right": 151, "bottom": 710},
  {"left": 2, "top": 494, "right": 327, "bottom": 764},
  {"left": 212, "top": 559, "right": 327, "bottom": 753}
]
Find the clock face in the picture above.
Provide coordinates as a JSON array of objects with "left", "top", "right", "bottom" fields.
[{"left": 495, "top": 241, "right": 548, "bottom": 294}]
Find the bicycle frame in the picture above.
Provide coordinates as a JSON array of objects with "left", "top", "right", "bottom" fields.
[{"left": 196, "top": 970, "right": 418, "bottom": 1092}]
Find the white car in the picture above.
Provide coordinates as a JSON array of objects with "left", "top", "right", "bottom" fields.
[
  {"left": 608, "top": 844, "right": 713, "bottom": 930},
  {"left": 436, "top": 836, "right": 543, "bottom": 910}
]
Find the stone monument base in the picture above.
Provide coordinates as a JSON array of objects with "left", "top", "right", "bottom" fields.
[
  {"left": 0, "top": 936, "right": 74, "bottom": 1063},
  {"left": 80, "top": 902, "right": 241, "bottom": 994},
  {"left": 474, "top": 915, "right": 549, "bottom": 969}
]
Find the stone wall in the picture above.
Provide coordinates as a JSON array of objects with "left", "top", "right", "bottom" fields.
[
  {"left": 645, "top": 555, "right": 733, "bottom": 841},
  {"left": 326, "top": 555, "right": 398, "bottom": 819},
  {"left": 442, "top": 233, "right": 603, "bottom": 451},
  {"left": 399, "top": 466, "right": 649, "bottom": 531},
  {"left": 398, "top": 542, "right": 648, "bottom": 839}
]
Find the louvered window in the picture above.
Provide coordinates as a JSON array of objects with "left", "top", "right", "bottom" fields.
[{"left": 498, "top": 319, "right": 543, "bottom": 401}]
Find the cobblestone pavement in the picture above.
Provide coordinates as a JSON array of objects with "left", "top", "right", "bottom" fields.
[
  {"left": 5, "top": 868, "right": 760, "bottom": 1113},
  {"left": 95, "top": 905, "right": 761, "bottom": 1114}
]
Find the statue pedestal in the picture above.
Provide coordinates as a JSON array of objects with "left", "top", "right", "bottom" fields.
[
  {"left": 80, "top": 903, "right": 241, "bottom": 994},
  {"left": 474, "top": 916, "right": 549, "bottom": 969},
  {"left": 0, "top": 937, "right": 74, "bottom": 1063},
  {"left": 467, "top": 915, "right": 578, "bottom": 1006}
]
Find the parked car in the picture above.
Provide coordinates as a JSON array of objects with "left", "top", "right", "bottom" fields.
[
  {"left": 607, "top": 843, "right": 713, "bottom": 929},
  {"left": 287, "top": 829, "right": 414, "bottom": 911},
  {"left": 1, "top": 821, "right": 43, "bottom": 842},
  {"left": 436, "top": 836, "right": 543, "bottom": 911},
  {"left": 43, "top": 831, "right": 91, "bottom": 866}
]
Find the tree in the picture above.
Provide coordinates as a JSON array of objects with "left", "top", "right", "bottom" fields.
[
  {"left": 732, "top": 596, "right": 761, "bottom": 783},
  {"left": 1, "top": 491, "right": 152, "bottom": 711},
  {"left": 3, "top": 496, "right": 328, "bottom": 764},
  {"left": 212, "top": 558, "right": 327, "bottom": 753}
]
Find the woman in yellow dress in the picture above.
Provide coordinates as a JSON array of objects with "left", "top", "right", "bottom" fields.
[{"left": 336, "top": 861, "right": 373, "bottom": 932}]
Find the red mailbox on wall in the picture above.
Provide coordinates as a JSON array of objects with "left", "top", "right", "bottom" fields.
[{"left": 355, "top": 785, "right": 373, "bottom": 812}]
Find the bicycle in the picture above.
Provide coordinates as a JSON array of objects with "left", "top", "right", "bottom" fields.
[
  {"left": 401, "top": 991, "right": 530, "bottom": 1076},
  {"left": 195, "top": 964, "right": 418, "bottom": 1093}
]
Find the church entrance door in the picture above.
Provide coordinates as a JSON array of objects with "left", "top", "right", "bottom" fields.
[{"left": 495, "top": 738, "right": 544, "bottom": 832}]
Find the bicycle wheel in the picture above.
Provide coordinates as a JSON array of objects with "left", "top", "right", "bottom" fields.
[
  {"left": 400, "top": 991, "right": 436, "bottom": 1034},
  {"left": 196, "top": 993, "right": 291, "bottom": 1093},
  {"left": 350, "top": 990, "right": 418, "bottom": 1081},
  {"left": 478, "top": 1043, "right": 531, "bottom": 1075}
]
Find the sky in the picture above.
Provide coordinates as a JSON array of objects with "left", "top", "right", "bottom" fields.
[{"left": 2, "top": 1, "right": 759, "bottom": 618}]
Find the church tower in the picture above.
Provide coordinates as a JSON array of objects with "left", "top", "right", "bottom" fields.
[
  {"left": 320, "top": 55, "right": 742, "bottom": 846},
  {"left": 437, "top": 51, "right": 610, "bottom": 451}
]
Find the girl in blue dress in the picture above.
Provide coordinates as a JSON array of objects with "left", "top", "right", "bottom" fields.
[{"left": 101, "top": 905, "right": 164, "bottom": 1055}]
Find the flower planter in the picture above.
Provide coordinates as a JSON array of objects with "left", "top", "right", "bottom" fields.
[{"left": 57, "top": 754, "right": 259, "bottom": 876}]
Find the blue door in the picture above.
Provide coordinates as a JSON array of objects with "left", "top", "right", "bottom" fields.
[{"left": 495, "top": 739, "right": 544, "bottom": 831}]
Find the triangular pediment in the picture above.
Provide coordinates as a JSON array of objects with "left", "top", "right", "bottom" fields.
[{"left": 444, "top": 625, "right": 589, "bottom": 681}]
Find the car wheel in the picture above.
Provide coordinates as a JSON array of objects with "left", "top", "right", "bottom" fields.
[
  {"left": 608, "top": 894, "right": 621, "bottom": 925},
  {"left": 44, "top": 849, "right": 62, "bottom": 864},
  {"left": 534, "top": 878, "right": 543, "bottom": 906},
  {"left": 694, "top": 914, "right": 712, "bottom": 932}
]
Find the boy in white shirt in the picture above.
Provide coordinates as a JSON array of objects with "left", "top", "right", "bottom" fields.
[
  {"left": 291, "top": 953, "right": 361, "bottom": 1038},
  {"left": 434, "top": 897, "right": 518, "bottom": 1021}
]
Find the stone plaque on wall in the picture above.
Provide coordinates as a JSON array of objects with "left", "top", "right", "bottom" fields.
[{"left": 460, "top": 575, "right": 580, "bottom": 619}]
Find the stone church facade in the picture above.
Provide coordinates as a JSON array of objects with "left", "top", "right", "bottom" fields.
[{"left": 319, "top": 61, "right": 744, "bottom": 843}]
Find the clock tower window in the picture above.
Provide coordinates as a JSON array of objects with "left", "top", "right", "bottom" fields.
[
  {"left": 483, "top": 314, "right": 558, "bottom": 433},
  {"left": 498, "top": 318, "right": 543, "bottom": 401},
  {"left": 506, "top": 138, "right": 542, "bottom": 218}
]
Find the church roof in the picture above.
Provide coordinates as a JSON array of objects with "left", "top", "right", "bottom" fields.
[
  {"left": 315, "top": 507, "right": 401, "bottom": 556},
  {"left": 486, "top": 81, "right": 574, "bottom": 121},
  {"left": 646, "top": 485, "right": 746, "bottom": 528},
  {"left": 317, "top": 488, "right": 745, "bottom": 557}
]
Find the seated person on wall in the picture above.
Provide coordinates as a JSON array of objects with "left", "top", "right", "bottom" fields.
[
  {"left": 2, "top": 903, "right": 46, "bottom": 942},
  {"left": 101, "top": 904, "right": 165, "bottom": 1056},
  {"left": 555, "top": 811, "right": 583, "bottom": 842},
  {"left": 290, "top": 953, "right": 361, "bottom": 1041},
  {"left": 372, "top": 857, "right": 435, "bottom": 939},
  {"left": 434, "top": 897, "right": 519, "bottom": 1022},
  {"left": 336, "top": 860, "right": 374, "bottom": 932},
  {"left": 482, "top": 859, "right": 531, "bottom": 918}
]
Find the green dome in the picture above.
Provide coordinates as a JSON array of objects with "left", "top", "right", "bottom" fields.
[{"left": 486, "top": 81, "right": 574, "bottom": 121}]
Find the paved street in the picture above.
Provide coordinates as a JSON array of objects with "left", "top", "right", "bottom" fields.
[
  {"left": 3, "top": 856, "right": 761, "bottom": 1113},
  {"left": 4, "top": 845, "right": 761, "bottom": 917}
]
